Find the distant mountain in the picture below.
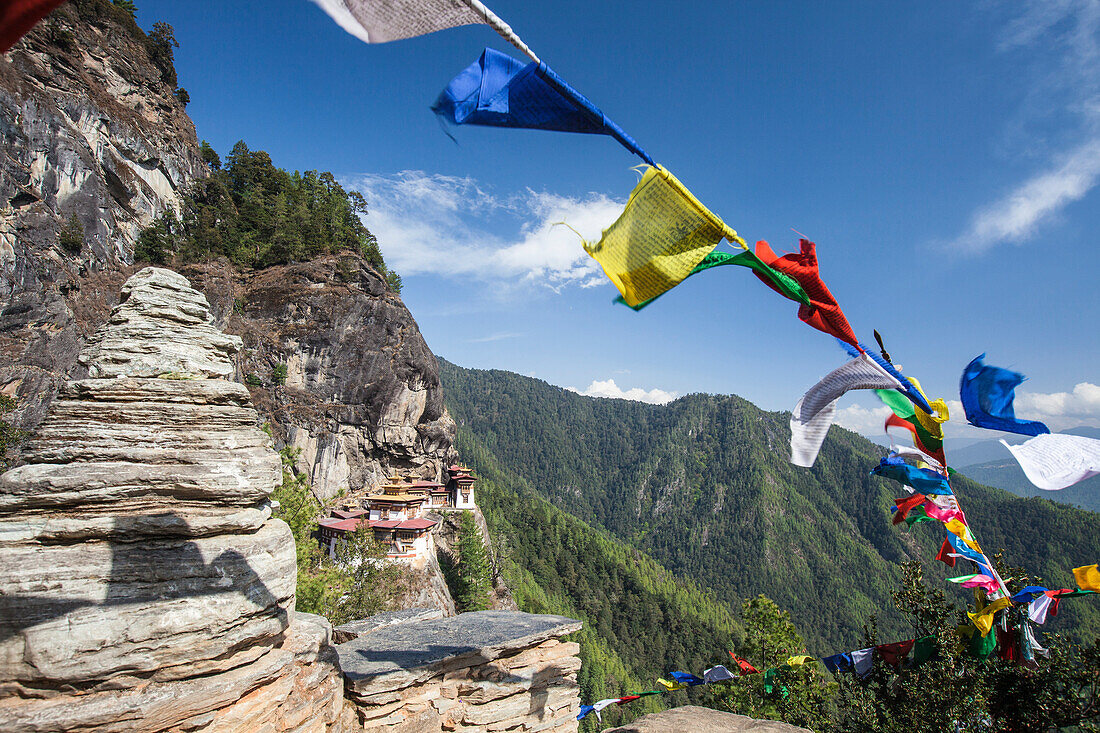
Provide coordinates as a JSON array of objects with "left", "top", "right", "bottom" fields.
[{"left": 439, "top": 359, "right": 1100, "bottom": 660}]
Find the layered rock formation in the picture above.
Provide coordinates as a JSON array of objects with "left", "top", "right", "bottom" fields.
[
  {"left": 337, "top": 610, "right": 582, "bottom": 732},
  {"left": 0, "top": 268, "right": 347, "bottom": 731},
  {"left": 0, "top": 1, "right": 205, "bottom": 428}
]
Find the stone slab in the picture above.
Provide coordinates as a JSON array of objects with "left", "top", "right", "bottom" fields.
[
  {"left": 336, "top": 611, "right": 580, "bottom": 694},
  {"left": 333, "top": 607, "right": 444, "bottom": 643}
]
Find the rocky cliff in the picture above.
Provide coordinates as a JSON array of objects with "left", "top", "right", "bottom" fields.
[
  {"left": 0, "top": 2, "right": 456, "bottom": 497},
  {"left": 0, "top": 1, "right": 204, "bottom": 423}
]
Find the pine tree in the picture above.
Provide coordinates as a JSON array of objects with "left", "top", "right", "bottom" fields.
[{"left": 455, "top": 510, "right": 492, "bottom": 612}]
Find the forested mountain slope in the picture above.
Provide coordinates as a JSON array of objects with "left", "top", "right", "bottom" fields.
[
  {"left": 439, "top": 359, "right": 1100, "bottom": 654},
  {"left": 456, "top": 429, "right": 745, "bottom": 729}
]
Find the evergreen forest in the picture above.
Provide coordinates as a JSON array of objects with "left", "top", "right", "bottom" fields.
[{"left": 136, "top": 141, "right": 401, "bottom": 291}]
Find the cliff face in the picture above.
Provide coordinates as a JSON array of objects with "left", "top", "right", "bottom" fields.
[
  {"left": 183, "top": 257, "right": 457, "bottom": 500},
  {"left": 0, "top": 4, "right": 456, "bottom": 495},
  {"left": 0, "top": 2, "right": 204, "bottom": 420}
]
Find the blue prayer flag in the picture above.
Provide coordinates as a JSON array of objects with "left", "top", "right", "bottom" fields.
[
  {"left": 959, "top": 354, "right": 1050, "bottom": 436},
  {"left": 822, "top": 653, "right": 854, "bottom": 674},
  {"left": 433, "top": 48, "right": 654, "bottom": 164},
  {"left": 839, "top": 339, "right": 934, "bottom": 415},
  {"left": 577, "top": 704, "right": 594, "bottom": 721},
  {"left": 944, "top": 533, "right": 989, "bottom": 566},
  {"left": 670, "top": 671, "right": 705, "bottom": 686},
  {"left": 871, "top": 456, "right": 953, "bottom": 495},
  {"left": 1011, "top": 586, "right": 1049, "bottom": 603}
]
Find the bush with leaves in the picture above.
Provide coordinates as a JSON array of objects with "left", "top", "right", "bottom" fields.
[
  {"left": 135, "top": 141, "right": 400, "bottom": 290},
  {"left": 58, "top": 214, "right": 84, "bottom": 254},
  {"left": 827, "top": 561, "right": 1100, "bottom": 733},
  {"left": 0, "top": 396, "right": 25, "bottom": 472},
  {"left": 706, "top": 595, "right": 834, "bottom": 731}
]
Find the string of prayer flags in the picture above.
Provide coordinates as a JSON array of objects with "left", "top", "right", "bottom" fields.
[
  {"left": 729, "top": 652, "right": 760, "bottom": 675},
  {"left": 959, "top": 354, "right": 1050, "bottom": 436},
  {"left": 891, "top": 494, "right": 928, "bottom": 525},
  {"left": 871, "top": 456, "right": 953, "bottom": 495},
  {"left": 877, "top": 389, "right": 947, "bottom": 464},
  {"left": 875, "top": 640, "right": 915, "bottom": 670},
  {"left": 762, "top": 667, "right": 788, "bottom": 698},
  {"left": 822, "top": 653, "right": 854, "bottom": 675},
  {"left": 790, "top": 353, "right": 903, "bottom": 467},
  {"left": 753, "top": 239, "right": 862, "bottom": 350},
  {"left": 999, "top": 433, "right": 1100, "bottom": 491},
  {"left": 433, "top": 48, "right": 654, "bottom": 163},
  {"left": 890, "top": 441, "right": 945, "bottom": 471},
  {"left": 912, "top": 636, "right": 937, "bottom": 667},
  {"left": 616, "top": 248, "right": 811, "bottom": 311},
  {"left": 311, "top": 0, "right": 540, "bottom": 60},
  {"left": 583, "top": 165, "right": 746, "bottom": 308},
  {"left": 851, "top": 648, "right": 874, "bottom": 677},
  {"left": 1073, "top": 564, "right": 1100, "bottom": 592}
]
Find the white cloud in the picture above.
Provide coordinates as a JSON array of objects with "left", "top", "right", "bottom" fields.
[
  {"left": 566, "top": 378, "right": 678, "bottom": 405},
  {"left": 1016, "top": 382, "right": 1100, "bottom": 429},
  {"left": 949, "top": 0, "right": 1100, "bottom": 253},
  {"left": 952, "top": 140, "right": 1100, "bottom": 253},
  {"left": 832, "top": 403, "right": 893, "bottom": 435},
  {"left": 347, "top": 171, "right": 622, "bottom": 291}
]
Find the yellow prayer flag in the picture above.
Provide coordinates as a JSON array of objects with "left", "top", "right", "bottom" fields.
[
  {"left": 785, "top": 655, "right": 813, "bottom": 667},
  {"left": 584, "top": 165, "right": 745, "bottom": 307},
  {"left": 656, "top": 678, "right": 686, "bottom": 691},
  {"left": 967, "top": 597, "right": 1012, "bottom": 637},
  {"left": 1073, "top": 564, "right": 1100, "bottom": 591},
  {"left": 945, "top": 518, "right": 982, "bottom": 553}
]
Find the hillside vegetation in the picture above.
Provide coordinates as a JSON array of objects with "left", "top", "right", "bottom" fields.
[
  {"left": 457, "top": 430, "right": 748, "bottom": 729},
  {"left": 137, "top": 141, "right": 402, "bottom": 290},
  {"left": 439, "top": 359, "right": 1100, "bottom": 655}
]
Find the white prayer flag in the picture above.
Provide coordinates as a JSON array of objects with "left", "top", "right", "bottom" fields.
[
  {"left": 1000, "top": 433, "right": 1100, "bottom": 491},
  {"left": 703, "top": 664, "right": 736, "bottom": 683},
  {"left": 790, "top": 354, "right": 903, "bottom": 467},
  {"left": 1029, "top": 594, "right": 1053, "bottom": 625},
  {"left": 311, "top": 0, "right": 539, "bottom": 61},
  {"left": 851, "top": 648, "right": 874, "bottom": 676}
]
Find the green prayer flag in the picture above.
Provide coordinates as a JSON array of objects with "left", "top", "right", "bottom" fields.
[
  {"left": 615, "top": 249, "right": 811, "bottom": 311},
  {"left": 875, "top": 388, "right": 916, "bottom": 419},
  {"left": 912, "top": 636, "right": 936, "bottom": 667}
]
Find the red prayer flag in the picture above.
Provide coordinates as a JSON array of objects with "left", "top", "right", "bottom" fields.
[
  {"left": 754, "top": 239, "right": 861, "bottom": 349},
  {"left": 892, "top": 494, "right": 927, "bottom": 525},
  {"left": 936, "top": 537, "right": 956, "bottom": 568},
  {"left": 1, "top": 0, "right": 66, "bottom": 52},
  {"left": 875, "top": 639, "right": 915, "bottom": 670},
  {"left": 617, "top": 695, "right": 641, "bottom": 704},
  {"left": 729, "top": 652, "right": 760, "bottom": 675}
]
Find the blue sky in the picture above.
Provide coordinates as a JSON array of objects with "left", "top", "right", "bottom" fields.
[{"left": 139, "top": 0, "right": 1100, "bottom": 439}]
